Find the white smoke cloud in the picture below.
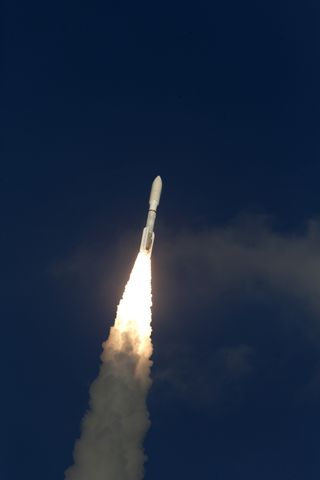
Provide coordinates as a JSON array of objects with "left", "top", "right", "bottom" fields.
[
  {"left": 53, "top": 216, "right": 320, "bottom": 415},
  {"left": 151, "top": 217, "right": 320, "bottom": 411},
  {"left": 52, "top": 216, "right": 320, "bottom": 319},
  {"left": 65, "top": 253, "right": 152, "bottom": 480},
  {"left": 157, "top": 216, "right": 320, "bottom": 318}
]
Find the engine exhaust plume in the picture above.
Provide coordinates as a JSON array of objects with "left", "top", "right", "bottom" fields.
[{"left": 65, "top": 252, "right": 153, "bottom": 480}]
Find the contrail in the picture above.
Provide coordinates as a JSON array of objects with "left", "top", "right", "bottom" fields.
[
  {"left": 65, "top": 252, "right": 153, "bottom": 480},
  {"left": 65, "top": 176, "right": 162, "bottom": 479}
]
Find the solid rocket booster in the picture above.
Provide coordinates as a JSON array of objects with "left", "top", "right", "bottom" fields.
[{"left": 140, "top": 176, "right": 162, "bottom": 255}]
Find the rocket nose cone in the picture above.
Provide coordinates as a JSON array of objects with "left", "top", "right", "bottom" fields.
[
  {"left": 153, "top": 175, "right": 162, "bottom": 187},
  {"left": 149, "top": 175, "right": 162, "bottom": 207}
]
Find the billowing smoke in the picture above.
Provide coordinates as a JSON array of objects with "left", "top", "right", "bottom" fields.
[{"left": 65, "top": 252, "right": 153, "bottom": 480}]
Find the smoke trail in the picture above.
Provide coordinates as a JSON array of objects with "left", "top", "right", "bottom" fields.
[{"left": 65, "top": 252, "right": 153, "bottom": 480}]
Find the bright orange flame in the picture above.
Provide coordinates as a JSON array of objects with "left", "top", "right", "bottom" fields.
[{"left": 107, "top": 252, "right": 152, "bottom": 361}]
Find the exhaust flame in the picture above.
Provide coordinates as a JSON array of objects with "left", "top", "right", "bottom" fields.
[{"left": 65, "top": 252, "right": 153, "bottom": 480}]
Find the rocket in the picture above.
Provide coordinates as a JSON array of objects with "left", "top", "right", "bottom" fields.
[{"left": 140, "top": 176, "right": 162, "bottom": 255}]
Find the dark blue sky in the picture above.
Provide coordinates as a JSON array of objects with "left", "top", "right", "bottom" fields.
[{"left": 3, "top": 1, "right": 320, "bottom": 479}]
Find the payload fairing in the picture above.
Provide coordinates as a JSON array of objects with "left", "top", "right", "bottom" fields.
[{"left": 140, "top": 176, "right": 162, "bottom": 255}]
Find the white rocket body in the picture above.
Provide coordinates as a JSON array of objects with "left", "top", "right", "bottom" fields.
[{"left": 140, "top": 176, "right": 162, "bottom": 255}]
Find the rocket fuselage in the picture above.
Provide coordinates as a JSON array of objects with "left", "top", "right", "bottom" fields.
[{"left": 139, "top": 176, "right": 162, "bottom": 255}]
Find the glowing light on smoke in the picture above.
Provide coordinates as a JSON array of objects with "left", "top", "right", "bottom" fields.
[
  {"left": 65, "top": 252, "right": 153, "bottom": 480},
  {"left": 112, "top": 252, "right": 152, "bottom": 356}
]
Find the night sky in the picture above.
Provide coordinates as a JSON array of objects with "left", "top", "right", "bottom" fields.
[{"left": 3, "top": 1, "right": 320, "bottom": 479}]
